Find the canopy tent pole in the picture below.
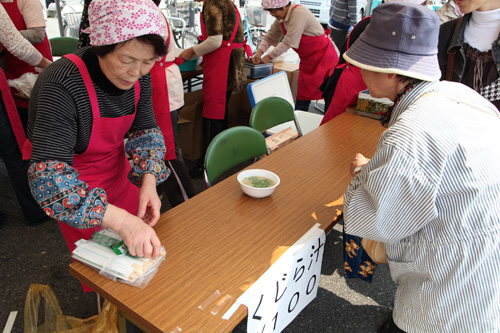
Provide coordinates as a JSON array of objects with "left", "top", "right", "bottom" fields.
[{"left": 55, "top": 0, "right": 64, "bottom": 36}]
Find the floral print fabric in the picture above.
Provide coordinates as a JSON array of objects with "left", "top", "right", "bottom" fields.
[
  {"left": 87, "top": 0, "right": 166, "bottom": 46},
  {"left": 343, "top": 227, "right": 377, "bottom": 283},
  {"left": 126, "top": 128, "right": 170, "bottom": 186},
  {"left": 28, "top": 128, "right": 168, "bottom": 228}
]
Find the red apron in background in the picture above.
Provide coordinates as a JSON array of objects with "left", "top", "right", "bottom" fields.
[
  {"left": 150, "top": 22, "right": 176, "bottom": 161},
  {"left": 321, "top": 64, "right": 366, "bottom": 125},
  {"left": 61, "top": 54, "right": 140, "bottom": 292},
  {"left": 0, "top": 68, "right": 27, "bottom": 151},
  {"left": 281, "top": 5, "right": 338, "bottom": 101},
  {"left": 320, "top": 18, "right": 368, "bottom": 125},
  {"left": 1, "top": 0, "right": 53, "bottom": 108},
  {"left": 199, "top": 3, "right": 252, "bottom": 119}
]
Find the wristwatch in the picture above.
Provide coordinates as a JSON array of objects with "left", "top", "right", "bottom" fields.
[{"left": 353, "top": 166, "right": 362, "bottom": 175}]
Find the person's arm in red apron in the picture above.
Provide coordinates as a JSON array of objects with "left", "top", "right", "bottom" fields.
[
  {"left": 0, "top": 5, "right": 51, "bottom": 68},
  {"left": 126, "top": 87, "right": 170, "bottom": 221},
  {"left": 18, "top": 0, "right": 47, "bottom": 43},
  {"left": 125, "top": 83, "right": 170, "bottom": 256},
  {"left": 137, "top": 173, "right": 162, "bottom": 227}
]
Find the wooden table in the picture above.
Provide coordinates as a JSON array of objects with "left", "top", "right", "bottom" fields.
[
  {"left": 13, "top": 92, "right": 30, "bottom": 103},
  {"left": 70, "top": 113, "right": 385, "bottom": 332}
]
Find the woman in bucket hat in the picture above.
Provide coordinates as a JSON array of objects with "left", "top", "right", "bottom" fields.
[
  {"left": 343, "top": 3, "right": 500, "bottom": 332},
  {"left": 251, "top": 0, "right": 338, "bottom": 111},
  {"left": 25, "top": 0, "right": 170, "bottom": 292}
]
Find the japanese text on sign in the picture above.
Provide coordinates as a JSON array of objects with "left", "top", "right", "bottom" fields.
[{"left": 223, "top": 224, "right": 325, "bottom": 333}]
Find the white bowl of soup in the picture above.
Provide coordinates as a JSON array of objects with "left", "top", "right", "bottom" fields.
[{"left": 237, "top": 169, "right": 280, "bottom": 198}]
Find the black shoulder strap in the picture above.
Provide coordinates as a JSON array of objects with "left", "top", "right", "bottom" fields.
[{"left": 446, "top": 16, "right": 464, "bottom": 81}]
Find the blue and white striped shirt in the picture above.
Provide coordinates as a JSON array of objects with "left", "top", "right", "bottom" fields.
[{"left": 344, "top": 80, "right": 500, "bottom": 332}]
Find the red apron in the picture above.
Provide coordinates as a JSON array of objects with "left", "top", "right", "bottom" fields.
[
  {"left": 1, "top": 0, "right": 53, "bottom": 108},
  {"left": 320, "top": 65, "right": 366, "bottom": 125},
  {"left": 150, "top": 20, "right": 176, "bottom": 161},
  {"left": 281, "top": 5, "right": 338, "bottom": 101},
  {"left": 199, "top": 3, "right": 252, "bottom": 119},
  {"left": 61, "top": 54, "right": 140, "bottom": 292},
  {"left": 320, "top": 19, "right": 368, "bottom": 125},
  {"left": 0, "top": 68, "right": 26, "bottom": 151}
]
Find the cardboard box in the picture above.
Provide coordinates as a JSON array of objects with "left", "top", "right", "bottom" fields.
[
  {"left": 355, "top": 90, "right": 393, "bottom": 120},
  {"left": 178, "top": 89, "right": 204, "bottom": 161},
  {"left": 240, "top": 77, "right": 259, "bottom": 114},
  {"left": 272, "top": 62, "right": 299, "bottom": 102},
  {"left": 265, "top": 127, "right": 298, "bottom": 153},
  {"left": 240, "top": 64, "right": 298, "bottom": 114},
  {"left": 177, "top": 89, "right": 249, "bottom": 161},
  {"left": 228, "top": 91, "right": 250, "bottom": 128}
]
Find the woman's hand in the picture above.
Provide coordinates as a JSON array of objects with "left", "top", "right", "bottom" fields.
[
  {"left": 35, "top": 57, "right": 52, "bottom": 72},
  {"left": 138, "top": 173, "right": 161, "bottom": 227},
  {"left": 350, "top": 153, "right": 369, "bottom": 176},
  {"left": 251, "top": 49, "right": 269, "bottom": 64},
  {"left": 178, "top": 47, "right": 196, "bottom": 62},
  {"left": 102, "top": 204, "right": 162, "bottom": 258},
  {"left": 251, "top": 50, "right": 263, "bottom": 64},
  {"left": 260, "top": 55, "right": 272, "bottom": 64}
]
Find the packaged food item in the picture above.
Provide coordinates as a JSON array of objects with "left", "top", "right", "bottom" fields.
[
  {"left": 356, "top": 89, "right": 393, "bottom": 120},
  {"left": 72, "top": 229, "right": 166, "bottom": 288}
]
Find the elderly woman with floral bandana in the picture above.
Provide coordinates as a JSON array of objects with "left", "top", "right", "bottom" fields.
[{"left": 25, "top": 0, "right": 170, "bottom": 290}]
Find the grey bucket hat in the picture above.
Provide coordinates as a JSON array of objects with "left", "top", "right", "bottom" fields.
[{"left": 344, "top": 3, "right": 441, "bottom": 81}]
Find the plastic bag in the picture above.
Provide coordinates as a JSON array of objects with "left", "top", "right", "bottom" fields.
[
  {"left": 72, "top": 229, "right": 166, "bottom": 288},
  {"left": 8, "top": 72, "right": 38, "bottom": 97},
  {"left": 24, "top": 284, "right": 119, "bottom": 333}
]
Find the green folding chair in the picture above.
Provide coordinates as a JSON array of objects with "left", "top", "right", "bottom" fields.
[
  {"left": 249, "top": 96, "right": 302, "bottom": 137},
  {"left": 204, "top": 126, "right": 270, "bottom": 188},
  {"left": 49, "top": 37, "right": 79, "bottom": 57}
]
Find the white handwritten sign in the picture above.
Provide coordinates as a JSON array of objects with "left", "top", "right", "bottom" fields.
[{"left": 223, "top": 224, "right": 325, "bottom": 332}]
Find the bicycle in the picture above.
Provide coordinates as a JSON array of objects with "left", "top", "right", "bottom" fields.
[
  {"left": 242, "top": 2, "right": 267, "bottom": 53},
  {"left": 47, "top": 0, "right": 83, "bottom": 37},
  {"left": 63, "top": 11, "right": 81, "bottom": 37},
  {"left": 162, "top": 0, "right": 201, "bottom": 49}
]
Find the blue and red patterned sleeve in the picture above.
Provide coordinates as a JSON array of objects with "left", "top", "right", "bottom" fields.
[
  {"left": 26, "top": 128, "right": 168, "bottom": 228},
  {"left": 126, "top": 127, "right": 170, "bottom": 186},
  {"left": 27, "top": 161, "right": 107, "bottom": 228}
]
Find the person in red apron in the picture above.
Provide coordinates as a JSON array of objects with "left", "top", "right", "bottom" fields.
[
  {"left": 179, "top": 0, "right": 251, "bottom": 178},
  {"left": 151, "top": 15, "right": 196, "bottom": 206},
  {"left": 76, "top": 0, "right": 197, "bottom": 204},
  {"left": 251, "top": 0, "right": 338, "bottom": 111},
  {"left": 0, "top": 4, "right": 52, "bottom": 226},
  {"left": 1, "top": 0, "right": 53, "bottom": 110},
  {"left": 320, "top": 17, "right": 370, "bottom": 125},
  {"left": 25, "top": 0, "right": 170, "bottom": 292}
]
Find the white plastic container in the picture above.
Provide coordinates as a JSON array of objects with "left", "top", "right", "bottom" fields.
[
  {"left": 294, "top": 111, "right": 324, "bottom": 135},
  {"left": 265, "top": 111, "right": 324, "bottom": 136}
]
